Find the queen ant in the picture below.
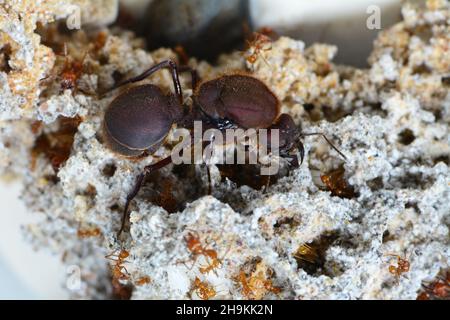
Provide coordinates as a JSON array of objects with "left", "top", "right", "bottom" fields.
[{"left": 102, "top": 60, "right": 346, "bottom": 236}]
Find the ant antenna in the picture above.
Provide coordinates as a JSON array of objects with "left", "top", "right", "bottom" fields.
[{"left": 300, "top": 132, "right": 347, "bottom": 161}]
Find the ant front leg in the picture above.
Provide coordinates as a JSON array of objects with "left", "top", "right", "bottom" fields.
[
  {"left": 118, "top": 155, "right": 173, "bottom": 237},
  {"left": 114, "top": 60, "right": 184, "bottom": 104},
  {"left": 178, "top": 65, "right": 200, "bottom": 91},
  {"left": 118, "top": 173, "right": 145, "bottom": 237}
]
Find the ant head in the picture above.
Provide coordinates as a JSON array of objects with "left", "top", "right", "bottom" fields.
[{"left": 270, "top": 113, "right": 301, "bottom": 151}]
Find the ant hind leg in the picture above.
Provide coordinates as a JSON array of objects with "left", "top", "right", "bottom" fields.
[
  {"left": 112, "top": 60, "right": 184, "bottom": 103},
  {"left": 117, "top": 155, "right": 173, "bottom": 237},
  {"left": 118, "top": 173, "right": 145, "bottom": 237}
]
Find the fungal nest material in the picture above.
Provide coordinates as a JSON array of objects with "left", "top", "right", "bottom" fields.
[{"left": 0, "top": 0, "right": 449, "bottom": 299}]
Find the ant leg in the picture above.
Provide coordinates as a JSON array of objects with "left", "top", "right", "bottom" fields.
[
  {"left": 105, "top": 253, "right": 119, "bottom": 260},
  {"left": 118, "top": 155, "right": 173, "bottom": 237},
  {"left": 178, "top": 65, "right": 200, "bottom": 90},
  {"left": 206, "top": 165, "right": 212, "bottom": 195},
  {"left": 297, "top": 139, "right": 305, "bottom": 165},
  {"left": 280, "top": 142, "right": 301, "bottom": 168},
  {"left": 263, "top": 175, "right": 271, "bottom": 193},
  {"left": 284, "top": 153, "right": 300, "bottom": 169},
  {"left": 121, "top": 266, "right": 130, "bottom": 275},
  {"left": 114, "top": 59, "right": 183, "bottom": 104},
  {"left": 301, "top": 132, "right": 347, "bottom": 161},
  {"left": 118, "top": 173, "right": 145, "bottom": 237}
]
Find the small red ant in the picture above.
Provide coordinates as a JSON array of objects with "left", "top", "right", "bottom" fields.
[
  {"left": 40, "top": 43, "right": 87, "bottom": 93},
  {"left": 320, "top": 166, "right": 355, "bottom": 199},
  {"left": 245, "top": 30, "right": 273, "bottom": 65},
  {"left": 385, "top": 253, "right": 410, "bottom": 281},
  {"left": 199, "top": 252, "right": 221, "bottom": 274},
  {"left": 106, "top": 249, "right": 132, "bottom": 299},
  {"left": 184, "top": 231, "right": 222, "bottom": 274},
  {"left": 106, "top": 249, "right": 130, "bottom": 281},
  {"left": 59, "top": 45, "right": 87, "bottom": 92},
  {"left": 235, "top": 265, "right": 281, "bottom": 300},
  {"left": 135, "top": 276, "right": 151, "bottom": 286},
  {"left": 190, "top": 277, "right": 216, "bottom": 300},
  {"left": 77, "top": 227, "right": 101, "bottom": 238}
]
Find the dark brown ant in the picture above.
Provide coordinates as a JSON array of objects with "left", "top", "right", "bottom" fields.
[{"left": 102, "top": 60, "right": 346, "bottom": 236}]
